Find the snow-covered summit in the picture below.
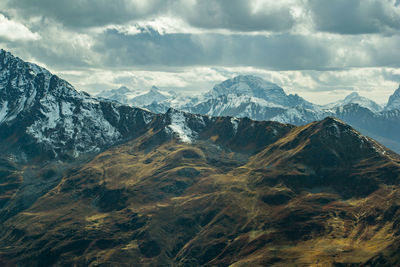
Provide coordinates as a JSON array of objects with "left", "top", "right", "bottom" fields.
[
  {"left": 0, "top": 49, "right": 155, "bottom": 161},
  {"left": 205, "top": 75, "right": 315, "bottom": 109},
  {"left": 97, "top": 85, "right": 178, "bottom": 107},
  {"left": 386, "top": 85, "right": 400, "bottom": 111},
  {"left": 325, "top": 92, "right": 382, "bottom": 113},
  {"left": 207, "top": 75, "right": 284, "bottom": 97},
  {"left": 130, "top": 86, "right": 172, "bottom": 107},
  {"left": 98, "top": 86, "right": 131, "bottom": 98}
]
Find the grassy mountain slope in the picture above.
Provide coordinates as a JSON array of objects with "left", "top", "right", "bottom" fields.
[{"left": 0, "top": 118, "right": 399, "bottom": 266}]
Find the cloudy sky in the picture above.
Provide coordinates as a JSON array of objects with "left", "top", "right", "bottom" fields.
[{"left": 1, "top": 0, "right": 400, "bottom": 104}]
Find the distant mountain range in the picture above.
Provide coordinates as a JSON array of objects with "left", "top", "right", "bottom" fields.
[{"left": 98, "top": 75, "right": 400, "bottom": 152}]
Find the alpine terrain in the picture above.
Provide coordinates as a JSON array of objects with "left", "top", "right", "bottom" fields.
[
  {"left": 100, "top": 76, "right": 400, "bottom": 153},
  {"left": 1, "top": 50, "right": 400, "bottom": 266}
]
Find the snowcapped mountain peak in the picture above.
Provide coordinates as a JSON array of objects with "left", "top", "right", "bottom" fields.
[
  {"left": 0, "top": 49, "right": 86, "bottom": 126},
  {"left": 97, "top": 86, "right": 133, "bottom": 99},
  {"left": 0, "top": 49, "right": 15, "bottom": 62},
  {"left": 0, "top": 49, "right": 156, "bottom": 161},
  {"left": 325, "top": 91, "right": 382, "bottom": 113},
  {"left": 201, "top": 75, "right": 313, "bottom": 111},
  {"left": 208, "top": 75, "right": 285, "bottom": 99},
  {"left": 150, "top": 85, "right": 160, "bottom": 92},
  {"left": 115, "top": 86, "right": 131, "bottom": 94},
  {"left": 386, "top": 85, "right": 400, "bottom": 111},
  {"left": 97, "top": 84, "right": 179, "bottom": 108},
  {"left": 344, "top": 92, "right": 360, "bottom": 100}
]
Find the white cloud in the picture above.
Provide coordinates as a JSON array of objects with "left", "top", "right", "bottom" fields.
[{"left": 0, "top": 14, "right": 40, "bottom": 41}]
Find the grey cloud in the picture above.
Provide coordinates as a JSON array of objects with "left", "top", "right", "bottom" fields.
[
  {"left": 1, "top": 20, "right": 97, "bottom": 71},
  {"left": 4, "top": 0, "right": 168, "bottom": 28},
  {"left": 3, "top": 0, "right": 296, "bottom": 32},
  {"left": 90, "top": 28, "right": 400, "bottom": 72},
  {"left": 4, "top": 25, "right": 400, "bottom": 75},
  {"left": 382, "top": 69, "right": 400, "bottom": 82},
  {"left": 3, "top": 40, "right": 92, "bottom": 70},
  {"left": 176, "top": 0, "right": 295, "bottom": 32},
  {"left": 309, "top": 0, "right": 400, "bottom": 34},
  {"left": 93, "top": 29, "right": 331, "bottom": 70},
  {"left": 4, "top": 0, "right": 400, "bottom": 36}
]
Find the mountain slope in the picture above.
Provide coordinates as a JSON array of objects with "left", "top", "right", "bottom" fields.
[
  {"left": 0, "top": 115, "right": 399, "bottom": 266},
  {"left": 335, "top": 104, "right": 400, "bottom": 153}
]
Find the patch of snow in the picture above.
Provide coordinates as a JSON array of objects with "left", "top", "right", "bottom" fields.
[
  {"left": 167, "top": 111, "right": 196, "bottom": 143},
  {"left": 142, "top": 112, "right": 153, "bottom": 124},
  {"left": 61, "top": 101, "right": 74, "bottom": 116},
  {"left": 231, "top": 117, "right": 239, "bottom": 135},
  {"left": 331, "top": 122, "right": 341, "bottom": 138},
  {"left": 0, "top": 101, "right": 9, "bottom": 123}
]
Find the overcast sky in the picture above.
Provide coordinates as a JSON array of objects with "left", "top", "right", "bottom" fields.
[{"left": 1, "top": 0, "right": 400, "bottom": 104}]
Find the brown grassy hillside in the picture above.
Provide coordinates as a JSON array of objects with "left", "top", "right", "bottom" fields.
[{"left": 0, "top": 117, "right": 400, "bottom": 266}]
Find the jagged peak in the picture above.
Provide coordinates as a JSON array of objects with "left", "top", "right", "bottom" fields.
[
  {"left": 252, "top": 115, "right": 395, "bottom": 172},
  {"left": 305, "top": 116, "right": 355, "bottom": 141},
  {"left": 0, "top": 49, "right": 24, "bottom": 64},
  {"left": 0, "top": 48, "right": 13, "bottom": 58},
  {"left": 317, "top": 116, "right": 364, "bottom": 139},
  {"left": 232, "top": 74, "right": 274, "bottom": 83},
  {"left": 385, "top": 85, "right": 400, "bottom": 111},
  {"left": 116, "top": 86, "right": 131, "bottom": 92},
  {"left": 207, "top": 75, "right": 289, "bottom": 103},
  {"left": 0, "top": 49, "right": 50, "bottom": 77},
  {"left": 320, "top": 116, "right": 346, "bottom": 125},
  {"left": 391, "top": 85, "right": 400, "bottom": 97},
  {"left": 344, "top": 92, "right": 359, "bottom": 100},
  {"left": 165, "top": 107, "right": 201, "bottom": 120},
  {"left": 215, "top": 75, "right": 282, "bottom": 91},
  {"left": 150, "top": 85, "right": 160, "bottom": 92},
  {"left": 165, "top": 107, "right": 182, "bottom": 115},
  {"left": 325, "top": 91, "right": 382, "bottom": 113}
]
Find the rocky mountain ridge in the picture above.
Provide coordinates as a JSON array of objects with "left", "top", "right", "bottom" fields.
[
  {"left": 0, "top": 49, "right": 156, "bottom": 161},
  {"left": 0, "top": 114, "right": 399, "bottom": 266},
  {"left": 101, "top": 76, "right": 400, "bottom": 153}
]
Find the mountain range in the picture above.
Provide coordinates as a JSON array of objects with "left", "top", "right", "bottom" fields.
[
  {"left": 1, "top": 49, "right": 400, "bottom": 266},
  {"left": 99, "top": 75, "right": 400, "bottom": 153}
]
